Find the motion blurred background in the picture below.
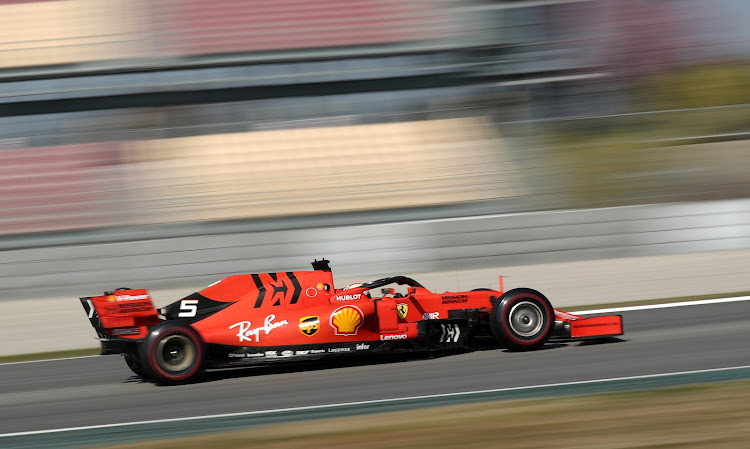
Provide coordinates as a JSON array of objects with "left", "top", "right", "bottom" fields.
[{"left": 1, "top": 0, "right": 749, "bottom": 309}]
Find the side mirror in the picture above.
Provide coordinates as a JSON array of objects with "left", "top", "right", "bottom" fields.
[
  {"left": 381, "top": 288, "right": 395, "bottom": 296},
  {"left": 407, "top": 287, "right": 417, "bottom": 295}
]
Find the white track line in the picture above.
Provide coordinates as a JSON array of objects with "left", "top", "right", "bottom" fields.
[
  {"left": 571, "top": 296, "right": 750, "bottom": 315},
  {"left": 0, "top": 355, "right": 99, "bottom": 366},
  {"left": 2, "top": 364, "right": 749, "bottom": 439}
]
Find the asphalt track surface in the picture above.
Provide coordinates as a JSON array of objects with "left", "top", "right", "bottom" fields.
[{"left": 1, "top": 300, "right": 749, "bottom": 445}]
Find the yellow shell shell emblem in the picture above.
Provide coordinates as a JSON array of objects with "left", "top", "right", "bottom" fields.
[{"left": 330, "top": 305, "right": 364, "bottom": 336}]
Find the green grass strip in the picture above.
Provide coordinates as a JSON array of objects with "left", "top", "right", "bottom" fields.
[
  {"left": 94, "top": 378, "right": 750, "bottom": 449},
  {"left": 0, "top": 347, "right": 100, "bottom": 364}
]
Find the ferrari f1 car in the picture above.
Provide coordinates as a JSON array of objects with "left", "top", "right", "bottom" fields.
[{"left": 79, "top": 259, "right": 623, "bottom": 384}]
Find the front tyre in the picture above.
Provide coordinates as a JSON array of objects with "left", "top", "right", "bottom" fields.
[
  {"left": 139, "top": 321, "right": 204, "bottom": 384},
  {"left": 491, "top": 288, "right": 554, "bottom": 351}
]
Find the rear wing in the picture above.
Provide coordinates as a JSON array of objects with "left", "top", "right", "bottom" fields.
[{"left": 79, "top": 288, "right": 160, "bottom": 342}]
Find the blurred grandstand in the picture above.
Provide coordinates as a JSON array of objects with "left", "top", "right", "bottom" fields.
[
  {"left": 0, "top": 0, "right": 748, "bottom": 266},
  {"left": 0, "top": 0, "right": 568, "bottom": 237}
]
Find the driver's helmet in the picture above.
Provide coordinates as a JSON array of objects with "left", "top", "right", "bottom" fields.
[{"left": 343, "top": 282, "right": 370, "bottom": 298}]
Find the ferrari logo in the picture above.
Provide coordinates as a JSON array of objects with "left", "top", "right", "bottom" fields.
[
  {"left": 397, "top": 303, "right": 408, "bottom": 320},
  {"left": 299, "top": 316, "right": 320, "bottom": 336}
]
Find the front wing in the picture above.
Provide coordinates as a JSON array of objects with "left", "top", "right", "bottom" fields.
[{"left": 552, "top": 309, "right": 624, "bottom": 340}]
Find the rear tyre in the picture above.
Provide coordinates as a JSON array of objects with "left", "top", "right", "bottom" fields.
[
  {"left": 490, "top": 288, "right": 554, "bottom": 351},
  {"left": 124, "top": 352, "right": 146, "bottom": 378},
  {"left": 139, "top": 321, "right": 204, "bottom": 384}
]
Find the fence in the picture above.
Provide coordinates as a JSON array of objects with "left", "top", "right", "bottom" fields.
[{"left": 2, "top": 198, "right": 748, "bottom": 300}]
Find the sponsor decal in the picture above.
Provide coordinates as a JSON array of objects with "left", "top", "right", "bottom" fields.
[
  {"left": 330, "top": 305, "right": 364, "bottom": 336},
  {"left": 109, "top": 304, "right": 152, "bottom": 313},
  {"left": 100, "top": 299, "right": 153, "bottom": 315},
  {"left": 299, "top": 316, "right": 320, "bottom": 337},
  {"left": 125, "top": 306, "right": 152, "bottom": 313},
  {"left": 111, "top": 327, "right": 140, "bottom": 336},
  {"left": 310, "top": 349, "right": 326, "bottom": 354},
  {"left": 305, "top": 287, "right": 318, "bottom": 297},
  {"left": 576, "top": 322, "right": 619, "bottom": 328},
  {"left": 423, "top": 312, "right": 440, "bottom": 320},
  {"left": 356, "top": 343, "right": 370, "bottom": 350},
  {"left": 335, "top": 294, "right": 361, "bottom": 301},
  {"left": 441, "top": 294, "right": 469, "bottom": 304},
  {"left": 295, "top": 350, "right": 311, "bottom": 355},
  {"left": 281, "top": 350, "right": 294, "bottom": 357},
  {"left": 397, "top": 303, "right": 409, "bottom": 319},
  {"left": 316, "top": 283, "right": 326, "bottom": 290},
  {"left": 265, "top": 351, "right": 278, "bottom": 357},
  {"left": 440, "top": 324, "right": 461, "bottom": 343},
  {"left": 229, "top": 315, "right": 289, "bottom": 343},
  {"left": 228, "top": 352, "right": 264, "bottom": 358},
  {"left": 113, "top": 293, "right": 150, "bottom": 302},
  {"left": 328, "top": 347, "right": 351, "bottom": 353},
  {"left": 380, "top": 334, "right": 408, "bottom": 341}
]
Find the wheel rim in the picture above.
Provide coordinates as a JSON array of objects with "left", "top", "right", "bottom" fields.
[
  {"left": 509, "top": 301, "right": 544, "bottom": 337},
  {"left": 156, "top": 335, "right": 195, "bottom": 373}
]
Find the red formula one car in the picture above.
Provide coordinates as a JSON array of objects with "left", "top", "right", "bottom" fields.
[{"left": 79, "top": 259, "right": 623, "bottom": 384}]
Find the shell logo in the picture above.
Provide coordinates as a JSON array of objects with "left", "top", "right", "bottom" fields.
[{"left": 329, "top": 305, "right": 364, "bottom": 336}]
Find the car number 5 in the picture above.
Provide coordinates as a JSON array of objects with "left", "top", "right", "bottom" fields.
[{"left": 178, "top": 299, "right": 199, "bottom": 317}]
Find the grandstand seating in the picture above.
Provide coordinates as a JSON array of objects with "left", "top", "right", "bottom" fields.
[
  {"left": 0, "top": 0, "right": 447, "bottom": 70},
  {"left": 0, "top": 143, "right": 121, "bottom": 235},
  {"left": 151, "top": 0, "right": 444, "bottom": 56}
]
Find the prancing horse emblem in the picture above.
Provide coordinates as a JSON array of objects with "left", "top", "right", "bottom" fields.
[{"left": 397, "top": 303, "right": 408, "bottom": 320}]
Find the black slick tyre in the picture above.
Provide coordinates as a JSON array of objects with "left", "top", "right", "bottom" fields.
[
  {"left": 490, "top": 288, "right": 554, "bottom": 351},
  {"left": 124, "top": 352, "right": 147, "bottom": 378},
  {"left": 139, "top": 321, "right": 204, "bottom": 384}
]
